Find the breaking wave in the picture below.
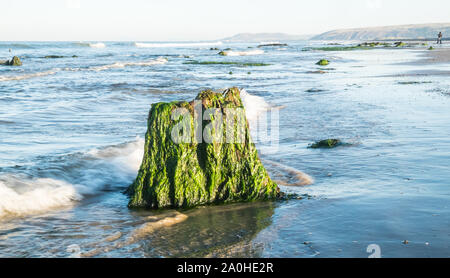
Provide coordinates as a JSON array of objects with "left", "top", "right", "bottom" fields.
[
  {"left": 0, "top": 175, "right": 81, "bottom": 218},
  {"left": 0, "top": 57, "right": 167, "bottom": 82},
  {"left": 0, "top": 69, "right": 60, "bottom": 82},
  {"left": 87, "top": 57, "right": 168, "bottom": 72},
  {"left": 0, "top": 137, "right": 144, "bottom": 219},
  {"left": 220, "top": 49, "right": 264, "bottom": 56},
  {"left": 74, "top": 42, "right": 106, "bottom": 48},
  {"left": 240, "top": 89, "right": 271, "bottom": 125}
]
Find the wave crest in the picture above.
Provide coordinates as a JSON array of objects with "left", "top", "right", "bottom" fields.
[
  {"left": 74, "top": 42, "right": 106, "bottom": 48},
  {"left": 220, "top": 49, "right": 264, "bottom": 56},
  {"left": 0, "top": 175, "right": 81, "bottom": 218}
]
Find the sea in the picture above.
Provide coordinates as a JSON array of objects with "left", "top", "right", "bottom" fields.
[{"left": 0, "top": 40, "right": 449, "bottom": 257}]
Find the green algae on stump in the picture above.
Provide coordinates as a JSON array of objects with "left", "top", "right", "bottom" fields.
[
  {"left": 127, "top": 87, "right": 279, "bottom": 209},
  {"left": 316, "top": 59, "right": 329, "bottom": 66}
]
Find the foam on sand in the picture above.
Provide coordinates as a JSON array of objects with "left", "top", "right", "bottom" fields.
[
  {"left": 262, "top": 159, "right": 314, "bottom": 186},
  {"left": 134, "top": 41, "right": 223, "bottom": 48},
  {"left": 81, "top": 211, "right": 188, "bottom": 257}
]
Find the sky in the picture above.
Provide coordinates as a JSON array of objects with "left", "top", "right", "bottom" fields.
[{"left": 1, "top": 0, "right": 450, "bottom": 41}]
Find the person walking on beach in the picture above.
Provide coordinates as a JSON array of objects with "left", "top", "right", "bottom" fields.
[{"left": 437, "top": 32, "right": 443, "bottom": 44}]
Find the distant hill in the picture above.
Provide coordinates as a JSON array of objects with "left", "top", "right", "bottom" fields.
[
  {"left": 222, "top": 33, "right": 313, "bottom": 42},
  {"left": 312, "top": 23, "right": 450, "bottom": 41}
]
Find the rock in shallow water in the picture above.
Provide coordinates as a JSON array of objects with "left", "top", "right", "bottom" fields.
[
  {"left": 316, "top": 59, "right": 329, "bottom": 66},
  {"left": 127, "top": 87, "right": 280, "bottom": 209},
  {"left": 1, "top": 56, "right": 22, "bottom": 66},
  {"left": 308, "top": 139, "right": 342, "bottom": 149}
]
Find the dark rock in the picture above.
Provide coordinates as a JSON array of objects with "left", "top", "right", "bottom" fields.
[{"left": 308, "top": 139, "right": 342, "bottom": 149}]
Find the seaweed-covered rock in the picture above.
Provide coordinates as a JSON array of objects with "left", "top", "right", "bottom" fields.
[
  {"left": 44, "top": 55, "right": 65, "bottom": 59},
  {"left": 257, "top": 43, "right": 288, "bottom": 48},
  {"left": 316, "top": 59, "right": 329, "bottom": 66},
  {"left": 394, "top": 42, "right": 406, "bottom": 47},
  {"left": 308, "top": 139, "right": 342, "bottom": 149},
  {"left": 127, "top": 87, "right": 279, "bottom": 209},
  {"left": 218, "top": 51, "right": 227, "bottom": 56},
  {"left": 2, "top": 56, "right": 22, "bottom": 66},
  {"left": 428, "top": 46, "right": 434, "bottom": 50}
]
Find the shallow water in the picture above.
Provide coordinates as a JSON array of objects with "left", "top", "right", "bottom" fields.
[{"left": 0, "top": 41, "right": 449, "bottom": 257}]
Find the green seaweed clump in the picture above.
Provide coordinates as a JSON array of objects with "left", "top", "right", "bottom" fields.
[
  {"left": 44, "top": 55, "right": 65, "bottom": 59},
  {"left": 184, "top": 61, "right": 270, "bottom": 67},
  {"left": 308, "top": 139, "right": 342, "bottom": 149},
  {"left": 127, "top": 87, "right": 280, "bottom": 209},
  {"left": 428, "top": 46, "right": 434, "bottom": 50},
  {"left": 394, "top": 42, "right": 406, "bottom": 47},
  {"left": 316, "top": 59, "right": 330, "bottom": 66}
]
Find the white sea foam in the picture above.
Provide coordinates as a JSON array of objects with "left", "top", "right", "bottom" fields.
[
  {"left": 0, "top": 69, "right": 60, "bottom": 82},
  {"left": 220, "top": 50, "right": 264, "bottom": 56},
  {"left": 240, "top": 89, "right": 271, "bottom": 125},
  {"left": 0, "top": 137, "right": 145, "bottom": 219},
  {"left": 0, "top": 175, "right": 81, "bottom": 218},
  {"left": 260, "top": 41, "right": 280, "bottom": 45},
  {"left": 89, "top": 43, "right": 106, "bottom": 48},
  {"left": 87, "top": 137, "right": 144, "bottom": 173},
  {"left": 134, "top": 41, "right": 223, "bottom": 48},
  {"left": 88, "top": 57, "right": 168, "bottom": 72},
  {"left": 75, "top": 42, "right": 106, "bottom": 48}
]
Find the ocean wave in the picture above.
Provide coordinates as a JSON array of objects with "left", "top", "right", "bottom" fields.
[
  {"left": 134, "top": 41, "right": 223, "bottom": 48},
  {"left": 0, "top": 43, "right": 33, "bottom": 49},
  {"left": 0, "top": 175, "right": 81, "bottom": 218},
  {"left": 88, "top": 57, "right": 168, "bottom": 72},
  {"left": 259, "top": 41, "right": 280, "bottom": 45},
  {"left": 0, "top": 69, "right": 60, "bottom": 82},
  {"left": 0, "top": 57, "right": 168, "bottom": 82},
  {"left": 74, "top": 42, "right": 106, "bottom": 48},
  {"left": 0, "top": 137, "right": 144, "bottom": 219},
  {"left": 87, "top": 137, "right": 144, "bottom": 173},
  {"left": 219, "top": 49, "right": 264, "bottom": 56}
]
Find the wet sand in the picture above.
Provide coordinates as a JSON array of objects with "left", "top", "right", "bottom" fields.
[
  {"left": 386, "top": 46, "right": 450, "bottom": 77},
  {"left": 423, "top": 47, "right": 450, "bottom": 63}
]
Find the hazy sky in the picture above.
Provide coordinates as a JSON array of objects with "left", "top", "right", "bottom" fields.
[{"left": 1, "top": 0, "right": 450, "bottom": 41}]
